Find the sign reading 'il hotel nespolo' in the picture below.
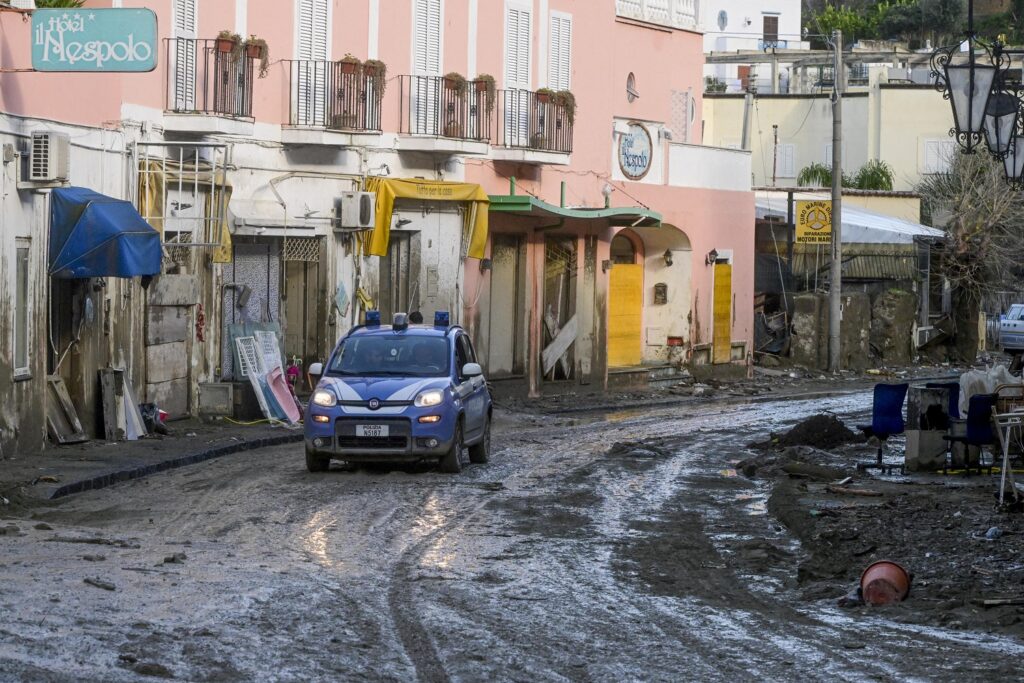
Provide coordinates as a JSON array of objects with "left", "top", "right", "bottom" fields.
[{"left": 32, "top": 8, "right": 157, "bottom": 73}]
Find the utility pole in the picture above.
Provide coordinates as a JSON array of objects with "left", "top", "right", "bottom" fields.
[{"left": 828, "top": 29, "right": 844, "bottom": 373}]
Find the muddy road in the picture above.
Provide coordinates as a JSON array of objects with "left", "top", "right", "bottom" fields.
[{"left": 1, "top": 390, "right": 1021, "bottom": 681}]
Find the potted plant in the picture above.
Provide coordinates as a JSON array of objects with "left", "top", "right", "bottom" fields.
[
  {"left": 244, "top": 36, "right": 270, "bottom": 78},
  {"left": 535, "top": 87, "right": 555, "bottom": 104},
  {"left": 553, "top": 89, "right": 576, "bottom": 125},
  {"left": 443, "top": 72, "right": 467, "bottom": 95},
  {"left": 530, "top": 132, "right": 547, "bottom": 149},
  {"left": 363, "top": 59, "right": 387, "bottom": 97},
  {"left": 216, "top": 30, "right": 242, "bottom": 56},
  {"left": 475, "top": 73, "right": 496, "bottom": 115},
  {"left": 338, "top": 54, "right": 361, "bottom": 75}
]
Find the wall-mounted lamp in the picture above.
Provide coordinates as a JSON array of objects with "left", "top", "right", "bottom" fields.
[
  {"left": 602, "top": 259, "right": 613, "bottom": 273},
  {"left": 705, "top": 248, "right": 719, "bottom": 266},
  {"left": 663, "top": 249, "right": 673, "bottom": 267},
  {"left": 395, "top": 217, "right": 412, "bottom": 227}
]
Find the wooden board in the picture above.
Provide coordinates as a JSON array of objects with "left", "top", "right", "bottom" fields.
[
  {"left": 148, "top": 274, "right": 198, "bottom": 306},
  {"left": 99, "top": 369, "right": 127, "bottom": 441},
  {"left": 608, "top": 264, "right": 643, "bottom": 367},
  {"left": 45, "top": 375, "right": 87, "bottom": 444},
  {"left": 145, "top": 306, "right": 188, "bottom": 345},
  {"left": 713, "top": 262, "right": 733, "bottom": 364},
  {"left": 146, "top": 341, "right": 188, "bottom": 383},
  {"left": 542, "top": 314, "right": 578, "bottom": 376}
]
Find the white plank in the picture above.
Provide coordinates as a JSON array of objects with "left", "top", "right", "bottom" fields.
[{"left": 542, "top": 314, "right": 578, "bottom": 375}]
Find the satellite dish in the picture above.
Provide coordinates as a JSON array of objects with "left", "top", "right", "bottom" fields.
[{"left": 717, "top": 10, "right": 728, "bottom": 31}]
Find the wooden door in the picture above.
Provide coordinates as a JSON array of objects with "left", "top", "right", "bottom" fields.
[
  {"left": 608, "top": 264, "right": 643, "bottom": 367},
  {"left": 488, "top": 235, "right": 522, "bottom": 376},
  {"left": 713, "top": 262, "right": 732, "bottom": 363}
]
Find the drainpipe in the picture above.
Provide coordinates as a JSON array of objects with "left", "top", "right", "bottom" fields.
[
  {"left": 560, "top": 181, "right": 566, "bottom": 208},
  {"left": 740, "top": 91, "right": 754, "bottom": 151}
]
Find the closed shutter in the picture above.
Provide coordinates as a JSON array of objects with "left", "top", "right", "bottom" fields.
[
  {"left": 548, "top": 13, "right": 571, "bottom": 91},
  {"left": 172, "top": 0, "right": 197, "bottom": 110},
  {"left": 505, "top": 5, "right": 532, "bottom": 146},
  {"left": 297, "top": 0, "right": 329, "bottom": 125},
  {"left": 777, "top": 144, "right": 796, "bottom": 178},
  {"left": 411, "top": 0, "right": 442, "bottom": 134}
]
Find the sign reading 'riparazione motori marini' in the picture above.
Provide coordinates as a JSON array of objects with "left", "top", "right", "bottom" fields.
[{"left": 32, "top": 9, "right": 157, "bottom": 72}]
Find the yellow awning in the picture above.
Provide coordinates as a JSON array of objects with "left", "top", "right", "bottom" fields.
[{"left": 364, "top": 178, "right": 489, "bottom": 259}]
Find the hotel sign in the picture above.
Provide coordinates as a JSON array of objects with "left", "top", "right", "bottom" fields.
[
  {"left": 795, "top": 200, "right": 833, "bottom": 244},
  {"left": 618, "top": 122, "right": 653, "bottom": 180},
  {"left": 32, "top": 8, "right": 158, "bottom": 72}
]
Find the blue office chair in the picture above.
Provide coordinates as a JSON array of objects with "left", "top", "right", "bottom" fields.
[
  {"left": 925, "top": 381, "right": 961, "bottom": 419},
  {"left": 942, "top": 393, "right": 998, "bottom": 475},
  {"left": 856, "top": 383, "right": 909, "bottom": 474}
]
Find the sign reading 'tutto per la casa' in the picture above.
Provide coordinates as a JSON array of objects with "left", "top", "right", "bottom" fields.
[{"left": 32, "top": 8, "right": 158, "bottom": 72}]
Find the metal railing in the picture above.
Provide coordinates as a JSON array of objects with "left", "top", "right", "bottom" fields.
[
  {"left": 165, "top": 38, "right": 254, "bottom": 118},
  {"left": 286, "top": 60, "right": 382, "bottom": 131},
  {"left": 493, "top": 89, "right": 573, "bottom": 154},
  {"left": 398, "top": 75, "right": 492, "bottom": 141}
]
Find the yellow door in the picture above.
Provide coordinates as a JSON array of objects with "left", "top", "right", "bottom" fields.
[
  {"left": 713, "top": 262, "right": 732, "bottom": 363},
  {"left": 608, "top": 264, "right": 643, "bottom": 367}
]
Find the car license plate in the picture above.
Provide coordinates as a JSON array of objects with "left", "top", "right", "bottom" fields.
[{"left": 356, "top": 424, "right": 389, "bottom": 438}]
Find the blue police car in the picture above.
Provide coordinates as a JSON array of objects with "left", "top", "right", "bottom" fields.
[{"left": 304, "top": 311, "right": 492, "bottom": 473}]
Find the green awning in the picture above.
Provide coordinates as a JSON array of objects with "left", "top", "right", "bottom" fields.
[{"left": 488, "top": 194, "right": 661, "bottom": 228}]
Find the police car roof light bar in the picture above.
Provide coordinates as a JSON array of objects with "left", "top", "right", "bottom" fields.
[
  {"left": 393, "top": 312, "right": 409, "bottom": 330},
  {"left": 365, "top": 310, "right": 381, "bottom": 326},
  {"left": 434, "top": 311, "right": 450, "bottom": 328}
]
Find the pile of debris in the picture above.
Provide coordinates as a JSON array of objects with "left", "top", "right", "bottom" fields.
[{"left": 749, "top": 413, "right": 861, "bottom": 451}]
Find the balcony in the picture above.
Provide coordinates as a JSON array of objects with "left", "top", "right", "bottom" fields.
[
  {"left": 397, "top": 75, "right": 492, "bottom": 155},
  {"left": 281, "top": 60, "right": 383, "bottom": 146},
  {"left": 163, "top": 38, "right": 255, "bottom": 136},
  {"left": 491, "top": 89, "right": 573, "bottom": 165},
  {"left": 615, "top": 0, "right": 700, "bottom": 32}
]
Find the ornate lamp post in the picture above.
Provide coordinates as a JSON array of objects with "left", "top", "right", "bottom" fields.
[{"left": 931, "top": 0, "right": 1024, "bottom": 186}]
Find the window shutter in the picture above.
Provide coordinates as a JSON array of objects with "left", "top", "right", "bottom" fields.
[
  {"left": 413, "top": 0, "right": 442, "bottom": 75},
  {"left": 548, "top": 13, "right": 571, "bottom": 91},
  {"left": 505, "top": 5, "right": 531, "bottom": 88},
  {"left": 172, "top": 0, "right": 197, "bottom": 110},
  {"left": 297, "top": 0, "right": 330, "bottom": 125},
  {"left": 778, "top": 144, "right": 796, "bottom": 178}
]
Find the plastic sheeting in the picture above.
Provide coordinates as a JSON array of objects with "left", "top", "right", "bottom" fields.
[
  {"left": 755, "top": 196, "right": 945, "bottom": 245},
  {"left": 49, "top": 187, "right": 162, "bottom": 279}
]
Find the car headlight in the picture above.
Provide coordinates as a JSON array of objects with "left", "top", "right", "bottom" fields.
[
  {"left": 312, "top": 389, "right": 337, "bottom": 407},
  {"left": 414, "top": 389, "right": 444, "bottom": 407}
]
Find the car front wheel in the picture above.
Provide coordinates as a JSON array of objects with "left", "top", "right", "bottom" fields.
[
  {"left": 305, "top": 447, "right": 330, "bottom": 473},
  {"left": 468, "top": 417, "right": 490, "bottom": 464},
  {"left": 440, "top": 421, "right": 464, "bottom": 473}
]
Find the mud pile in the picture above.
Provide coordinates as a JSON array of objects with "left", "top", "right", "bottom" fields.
[{"left": 750, "top": 413, "right": 860, "bottom": 450}]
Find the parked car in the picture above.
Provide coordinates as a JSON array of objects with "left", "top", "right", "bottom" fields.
[
  {"left": 1001, "top": 304, "right": 1024, "bottom": 354},
  {"left": 303, "top": 311, "right": 492, "bottom": 473}
]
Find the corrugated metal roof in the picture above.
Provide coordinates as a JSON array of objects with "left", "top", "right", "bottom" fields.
[{"left": 790, "top": 244, "right": 920, "bottom": 281}]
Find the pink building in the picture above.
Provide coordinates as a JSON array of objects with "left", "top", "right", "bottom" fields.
[{"left": 0, "top": 0, "right": 752, "bottom": 454}]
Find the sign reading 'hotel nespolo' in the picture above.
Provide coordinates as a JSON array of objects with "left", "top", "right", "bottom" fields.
[
  {"left": 32, "top": 8, "right": 157, "bottom": 72},
  {"left": 618, "top": 122, "right": 653, "bottom": 180}
]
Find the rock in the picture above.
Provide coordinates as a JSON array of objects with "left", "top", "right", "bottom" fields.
[
  {"left": 985, "top": 526, "right": 1003, "bottom": 540},
  {"left": 83, "top": 577, "right": 116, "bottom": 591},
  {"left": 163, "top": 552, "right": 187, "bottom": 564},
  {"left": 33, "top": 522, "right": 53, "bottom": 530},
  {"left": 870, "top": 289, "right": 917, "bottom": 365},
  {"left": 82, "top": 554, "right": 106, "bottom": 562},
  {"left": 760, "top": 354, "right": 781, "bottom": 368},
  {"left": 132, "top": 662, "right": 173, "bottom": 678},
  {"left": 0, "top": 524, "right": 23, "bottom": 537}
]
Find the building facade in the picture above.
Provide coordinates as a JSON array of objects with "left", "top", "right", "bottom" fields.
[{"left": 0, "top": 0, "right": 753, "bottom": 456}]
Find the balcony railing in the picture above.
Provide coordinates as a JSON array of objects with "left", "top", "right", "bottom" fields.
[
  {"left": 493, "top": 89, "right": 573, "bottom": 154},
  {"left": 615, "top": 0, "right": 700, "bottom": 31},
  {"left": 397, "top": 75, "right": 492, "bottom": 141},
  {"left": 285, "top": 60, "right": 382, "bottom": 132},
  {"left": 165, "top": 38, "right": 254, "bottom": 118}
]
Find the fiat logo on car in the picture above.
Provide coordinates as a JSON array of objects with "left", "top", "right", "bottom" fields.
[{"left": 368, "top": 398, "right": 381, "bottom": 410}]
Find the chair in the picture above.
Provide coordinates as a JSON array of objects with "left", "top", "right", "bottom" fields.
[
  {"left": 856, "top": 383, "right": 910, "bottom": 474},
  {"left": 925, "top": 381, "right": 961, "bottom": 419},
  {"left": 942, "top": 393, "right": 998, "bottom": 475}
]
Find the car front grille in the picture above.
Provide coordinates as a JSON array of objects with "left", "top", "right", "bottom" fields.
[{"left": 336, "top": 435, "right": 409, "bottom": 449}]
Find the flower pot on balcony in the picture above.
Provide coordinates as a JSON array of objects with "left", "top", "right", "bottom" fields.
[
  {"left": 535, "top": 88, "right": 555, "bottom": 104},
  {"left": 338, "top": 54, "right": 361, "bottom": 75},
  {"left": 217, "top": 38, "right": 236, "bottom": 53},
  {"left": 245, "top": 43, "right": 261, "bottom": 59}
]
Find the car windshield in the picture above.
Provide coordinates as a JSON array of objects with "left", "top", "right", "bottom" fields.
[{"left": 328, "top": 335, "right": 449, "bottom": 377}]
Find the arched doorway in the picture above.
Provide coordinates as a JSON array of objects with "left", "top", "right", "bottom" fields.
[{"left": 608, "top": 231, "right": 644, "bottom": 367}]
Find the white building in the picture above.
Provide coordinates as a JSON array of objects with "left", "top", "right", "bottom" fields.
[{"left": 702, "top": 0, "right": 808, "bottom": 92}]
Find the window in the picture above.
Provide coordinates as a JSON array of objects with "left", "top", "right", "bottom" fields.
[
  {"left": 14, "top": 241, "right": 30, "bottom": 377},
  {"left": 776, "top": 143, "right": 796, "bottom": 178},
  {"left": 413, "top": 0, "right": 442, "bottom": 75},
  {"left": 505, "top": 3, "right": 531, "bottom": 88},
  {"left": 762, "top": 15, "right": 779, "bottom": 44},
  {"left": 455, "top": 334, "right": 476, "bottom": 375},
  {"left": 610, "top": 234, "right": 637, "bottom": 264},
  {"left": 922, "top": 138, "right": 955, "bottom": 174},
  {"left": 548, "top": 12, "right": 571, "bottom": 91},
  {"left": 171, "top": 0, "right": 198, "bottom": 110}
]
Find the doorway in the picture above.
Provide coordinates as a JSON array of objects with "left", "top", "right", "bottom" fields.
[
  {"left": 713, "top": 260, "right": 733, "bottom": 363},
  {"left": 283, "top": 238, "right": 324, "bottom": 370},
  {"left": 378, "top": 231, "right": 412, "bottom": 319},
  {"left": 488, "top": 234, "right": 524, "bottom": 377},
  {"left": 608, "top": 234, "right": 643, "bottom": 367}
]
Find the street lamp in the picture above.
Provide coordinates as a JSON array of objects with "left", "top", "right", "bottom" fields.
[{"left": 931, "top": 0, "right": 1024, "bottom": 185}]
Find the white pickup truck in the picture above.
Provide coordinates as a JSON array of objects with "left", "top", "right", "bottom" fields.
[{"left": 1001, "top": 304, "right": 1024, "bottom": 354}]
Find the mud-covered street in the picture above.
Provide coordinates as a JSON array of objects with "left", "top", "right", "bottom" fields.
[{"left": 2, "top": 389, "right": 1022, "bottom": 682}]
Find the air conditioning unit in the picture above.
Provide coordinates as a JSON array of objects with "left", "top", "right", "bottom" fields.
[
  {"left": 333, "top": 191, "right": 375, "bottom": 230},
  {"left": 30, "top": 131, "right": 70, "bottom": 183}
]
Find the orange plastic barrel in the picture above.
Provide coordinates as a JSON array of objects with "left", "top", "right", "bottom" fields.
[{"left": 860, "top": 560, "right": 910, "bottom": 605}]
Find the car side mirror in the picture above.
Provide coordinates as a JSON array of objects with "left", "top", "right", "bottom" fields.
[
  {"left": 308, "top": 362, "right": 323, "bottom": 376},
  {"left": 462, "top": 362, "right": 483, "bottom": 378}
]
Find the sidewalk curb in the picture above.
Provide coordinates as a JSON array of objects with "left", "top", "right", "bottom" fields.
[{"left": 45, "top": 432, "right": 304, "bottom": 500}]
